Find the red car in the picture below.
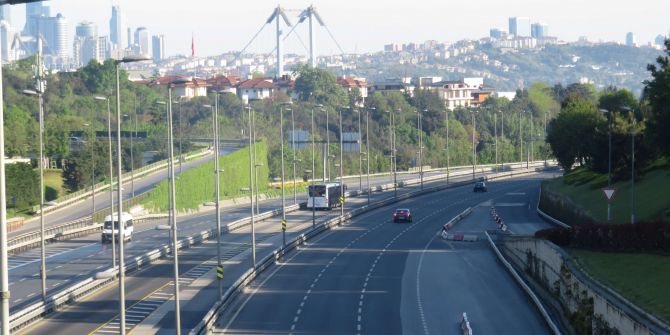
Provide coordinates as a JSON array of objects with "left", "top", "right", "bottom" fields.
[{"left": 393, "top": 209, "right": 412, "bottom": 223}]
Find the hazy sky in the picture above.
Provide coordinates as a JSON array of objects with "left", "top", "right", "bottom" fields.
[{"left": 6, "top": 0, "right": 669, "bottom": 57}]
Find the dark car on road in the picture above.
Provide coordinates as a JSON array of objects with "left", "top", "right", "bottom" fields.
[
  {"left": 473, "top": 181, "right": 487, "bottom": 192},
  {"left": 393, "top": 208, "right": 412, "bottom": 223}
]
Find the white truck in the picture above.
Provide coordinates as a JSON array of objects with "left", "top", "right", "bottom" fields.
[{"left": 101, "top": 212, "right": 134, "bottom": 243}]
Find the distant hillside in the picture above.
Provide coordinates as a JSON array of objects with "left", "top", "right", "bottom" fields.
[{"left": 358, "top": 43, "right": 662, "bottom": 95}]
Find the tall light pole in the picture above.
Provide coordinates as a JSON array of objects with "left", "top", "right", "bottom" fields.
[
  {"left": 96, "top": 96, "right": 116, "bottom": 268},
  {"left": 245, "top": 104, "right": 257, "bottom": 267},
  {"left": 155, "top": 101, "right": 174, "bottom": 245},
  {"left": 167, "top": 78, "right": 189, "bottom": 334},
  {"left": 445, "top": 109, "right": 450, "bottom": 183},
  {"left": 325, "top": 108, "right": 330, "bottom": 181},
  {"left": 279, "top": 103, "right": 289, "bottom": 242},
  {"left": 122, "top": 114, "right": 135, "bottom": 197},
  {"left": 622, "top": 106, "right": 636, "bottom": 224},
  {"left": 519, "top": 111, "right": 524, "bottom": 165},
  {"left": 392, "top": 109, "right": 399, "bottom": 196},
  {"left": 417, "top": 110, "right": 424, "bottom": 189},
  {"left": 204, "top": 99, "right": 223, "bottom": 296},
  {"left": 470, "top": 110, "right": 478, "bottom": 180},
  {"left": 290, "top": 107, "right": 297, "bottom": 204},
  {"left": 339, "top": 106, "right": 349, "bottom": 221},
  {"left": 115, "top": 55, "right": 150, "bottom": 335},
  {"left": 356, "top": 109, "right": 363, "bottom": 192},
  {"left": 22, "top": 87, "right": 48, "bottom": 301},
  {"left": 494, "top": 110, "right": 498, "bottom": 171},
  {"left": 499, "top": 110, "right": 505, "bottom": 171},
  {"left": 84, "top": 123, "right": 96, "bottom": 222},
  {"left": 1, "top": 4, "right": 46, "bottom": 333},
  {"left": 599, "top": 108, "right": 613, "bottom": 224},
  {"left": 311, "top": 104, "right": 321, "bottom": 228},
  {"left": 251, "top": 105, "right": 260, "bottom": 215},
  {"left": 365, "top": 108, "right": 371, "bottom": 206}
]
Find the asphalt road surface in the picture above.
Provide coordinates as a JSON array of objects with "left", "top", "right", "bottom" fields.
[{"left": 216, "top": 173, "right": 554, "bottom": 335}]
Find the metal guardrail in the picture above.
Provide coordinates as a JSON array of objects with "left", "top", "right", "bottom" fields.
[{"left": 460, "top": 312, "right": 473, "bottom": 335}]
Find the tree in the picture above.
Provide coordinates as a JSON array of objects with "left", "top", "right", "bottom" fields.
[
  {"left": 6, "top": 163, "right": 39, "bottom": 210},
  {"left": 293, "top": 65, "right": 347, "bottom": 106},
  {"left": 4, "top": 105, "right": 36, "bottom": 157},
  {"left": 644, "top": 39, "right": 670, "bottom": 156},
  {"left": 547, "top": 95, "right": 604, "bottom": 170}
]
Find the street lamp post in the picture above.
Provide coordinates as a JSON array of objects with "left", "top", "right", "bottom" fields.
[
  {"left": 22, "top": 87, "right": 48, "bottom": 301},
  {"left": 204, "top": 99, "right": 223, "bottom": 296},
  {"left": 365, "top": 108, "right": 371, "bottom": 206},
  {"left": 290, "top": 107, "right": 297, "bottom": 205},
  {"left": 114, "top": 55, "right": 151, "bottom": 335},
  {"left": 356, "top": 109, "right": 362, "bottom": 192},
  {"left": 519, "top": 111, "right": 524, "bottom": 166},
  {"left": 325, "top": 109, "right": 330, "bottom": 181},
  {"left": 96, "top": 96, "right": 116, "bottom": 268},
  {"left": 392, "top": 109, "right": 398, "bottom": 196},
  {"left": 417, "top": 110, "right": 424, "bottom": 190},
  {"left": 499, "top": 110, "right": 504, "bottom": 171},
  {"left": 1, "top": 3, "right": 50, "bottom": 332},
  {"left": 85, "top": 123, "right": 96, "bottom": 223},
  {"left": 251, "top": 105, "right": 260, "bottom": 215},
  {"left": 339, "top": 106, "right": 349, "bottom": 221},
  {"left": 245, "top": 105, "right": 257, "bottom": 267},
  {"left": 122, "top": 114, "right": 136, "bottom": 198},
  {"left": 631, "top": 118, "right": 636, "bottom": 224},
  {"left": 311, "top": 104, "right": 321, "bottom": 228},
  {"left": 279, "top": 104, "right": 287, "bottom": 243},
  {"left": 445, "top": 109, "right": 450, "bottom": 183},
  {"left": 494, "top": 110, "right": 498, "bottom": 171},
  {"left": 599, "top": 108, "right": 613, "bottom": 224},
  {"left": 471, "top": 110, "right": 478, "bottom": 180}
]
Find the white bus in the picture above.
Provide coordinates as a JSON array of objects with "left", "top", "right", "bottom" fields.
[
  {"left": 101, "top": 212, "right": 134, "bottom": 243},
  {"left": 307, "top": 183, "right": 343, "bottom": 210}
]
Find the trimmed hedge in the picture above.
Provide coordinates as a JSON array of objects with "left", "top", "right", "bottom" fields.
[{"left": 536, "top": 222, "right": 670, "bottom": 253}]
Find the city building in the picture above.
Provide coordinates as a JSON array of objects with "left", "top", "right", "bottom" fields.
[
  {"left": 134, "top": 27, "right": 151, "bottom": 58},
  {"left": 237, "top": 78, "right": 278, "bottom": 100},
  {"left": 0, "top": 5, "right": 11, "bottom": 26},
  {"left": 42, "top": 13, "right": 68, "bottom": 59},
  {"left": 626, "top": 32, "right": 637, "bottom": 47},
  {"left": 508, "top": 17, "right": 531, "bottom": 37},
  {"left": 0, "top": 20, "right": 17, "bottom": 62},
  {"left": 531, "top": 23, "right": 549, "bottom": 39},
  {"left": 489, "top": 28, "right": 507, "bottom": 39},
  {"left": 152, "top": 34, "right": 164, "bottom": 62},
  {"left": 152, "top": 75, "right": 208, "bottom": 99},
  {"left": 654, "top": 34, "right": 665, "bottom": 46},
  {"left": 206, "top": 75, "right": 239, "bottom": 95},
  {"left": 76, "top": 21, "right": 96, "bottom": 39},
  {"left": 24, "top": 1, "right": 49, "bottom": 36},
  {"left": 429, "top": 77, "right": 493, "bottom": 111},
  {"left": 337, "top": 76, "right": 368, "bottom": 102},
  {"left": 109, "top": 5, "right": 125, "bottom": 51}
]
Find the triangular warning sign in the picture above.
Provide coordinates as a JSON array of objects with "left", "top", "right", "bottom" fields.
[{"left": 602, "top": 188, "right": 616, "bottom": 202}]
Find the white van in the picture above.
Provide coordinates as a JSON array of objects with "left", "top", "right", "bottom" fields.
[{"left": 101, "top": 212, "right": 134, "bottom": 243}]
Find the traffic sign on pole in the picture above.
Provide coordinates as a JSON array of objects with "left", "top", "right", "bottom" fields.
[
  {"left": 602, "top": 187, "right": 616, "bottom": 203},
  {"left": 339, "top": 196, "right": 344, "bottom": 204},
  {"left": 216, "top": 265, "right": 223, "bottom": 280},
  {"left": 281, "top": 219, "right": 287, "bottom": 231}
]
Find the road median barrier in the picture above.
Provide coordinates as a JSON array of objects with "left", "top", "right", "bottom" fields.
[{"left": 460, "top": 312, "right": 473, "bottom": 335}]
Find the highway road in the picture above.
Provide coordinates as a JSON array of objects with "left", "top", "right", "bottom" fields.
[
  {"left": 215, "top": 173, "right": 555, "bottom": 335},
  {"left": 14, "top": 164, "right": 542, "bottom": 334},
  {"left": 10, "top": 149, "right": 229, "bottom": 237}
]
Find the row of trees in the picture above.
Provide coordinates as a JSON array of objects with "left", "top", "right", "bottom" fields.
[{"left": 546, "top": 39, "right": 670, "bottom": 180}]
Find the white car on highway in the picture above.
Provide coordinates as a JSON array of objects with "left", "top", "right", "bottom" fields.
[{"left": 101, "top": 212, "right": 134, "bottom": 243}]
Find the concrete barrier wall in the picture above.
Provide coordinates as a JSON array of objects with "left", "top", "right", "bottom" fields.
[{"left": 501, "top": 236, "right": 667, "bottom": 335}]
